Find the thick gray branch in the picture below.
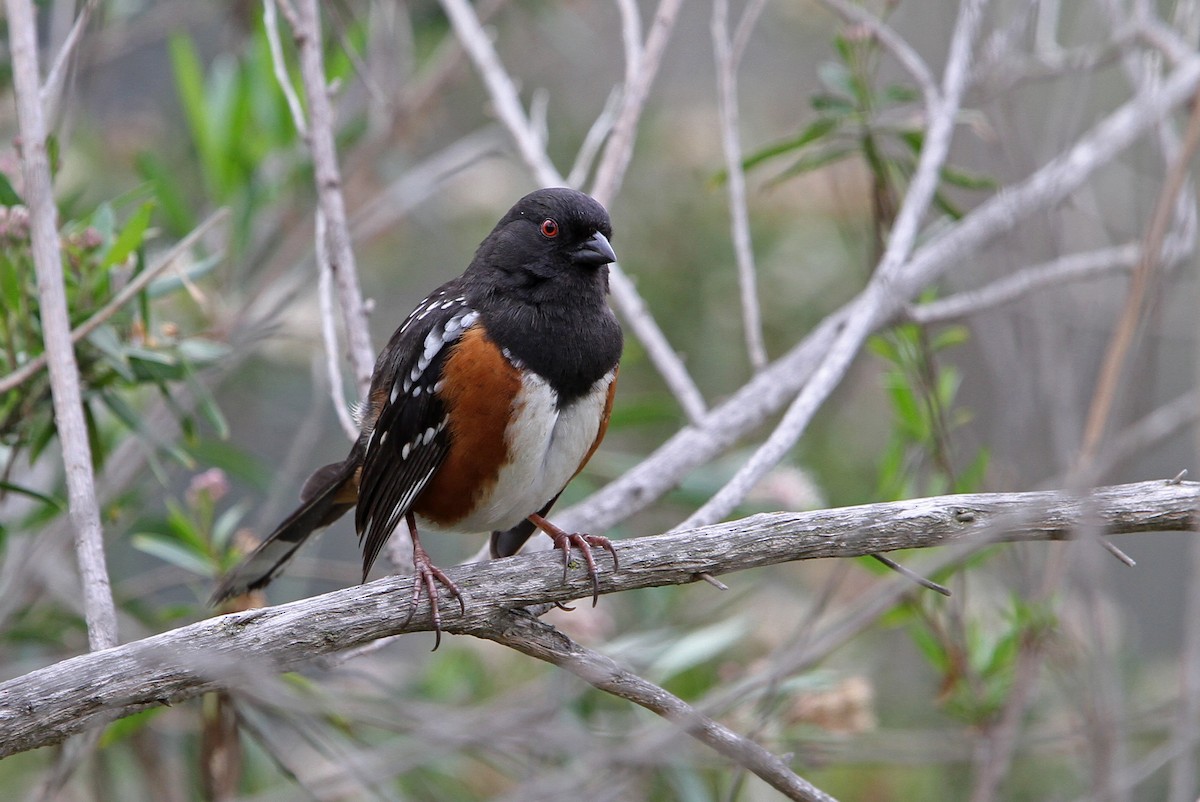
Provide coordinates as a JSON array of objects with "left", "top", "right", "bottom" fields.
[{"left": 0, "top": 480, "right": 1194, "bottom": 759}]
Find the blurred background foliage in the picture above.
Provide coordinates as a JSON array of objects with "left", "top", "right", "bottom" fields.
[{"left": 1, "top": 1, "right": 1197, "bottom": 800}]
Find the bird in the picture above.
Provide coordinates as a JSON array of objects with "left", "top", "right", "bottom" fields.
[{"left": 210, "top": 187, "right": 624, "bottom": 647}]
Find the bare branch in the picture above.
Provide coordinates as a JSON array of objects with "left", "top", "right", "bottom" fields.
[
  {"left": 477, "top": 611, "right": 839, "bottom": 802},
  {"left": 436, "top": 0, "right": 559, "bottom": 185},
  {"left": 315, "top": 210, "right": 359, "bottom": 440},
  {"left": 683, "top": 0, "right": 988, "bottom": 529},
  {"left": 1077, "top": 87, "right": 1200, "bottom": 463},
  {"left": 568, "top": 17, "right": 1200, "bottom": 537},
  {"left": 263, "top": 0, "right": 308, "bottom": 140},
  {"left": 566, "top": 87, "right": 621, "bottom": 188},
  {"left": 907, "top": 243, "right": 1143, "bottom": 325},
  {"left": 713, "top": 0, "right": 768, "bottom": 369},
  {"left": 38, "top": 0, "right": 99, "bottom": 126},
  {"left": 287, "top": 0, "right": 376, "bottom": 398},
  {"left": 6, "top": 0, "right": 118, "bottom": 653},
  {"left": 1, "top": 479, "right": 1195, "bottom": 760},
  {"left": 0, "top": 209, "right": 230, "bottom": 396}
]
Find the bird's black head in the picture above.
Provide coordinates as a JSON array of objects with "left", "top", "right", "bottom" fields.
[
  {"left": 462, "top": 187, "right": 623, "bottom": 399},
  {"left": 466, "top": 187, "right": 616, "bottom": 299}
]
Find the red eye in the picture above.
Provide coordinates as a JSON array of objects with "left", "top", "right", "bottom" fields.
[{"left": 540, "top": 218, "right": 559, "bottom": 238}]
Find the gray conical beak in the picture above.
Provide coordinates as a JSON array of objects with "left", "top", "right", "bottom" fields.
[{"left": 575, "top": 231, "right": 617, "bottom": 267}]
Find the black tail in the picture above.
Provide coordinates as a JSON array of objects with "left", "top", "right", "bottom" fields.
[{"left": 209, "top": 459, "right": 357, "bottom": 605}]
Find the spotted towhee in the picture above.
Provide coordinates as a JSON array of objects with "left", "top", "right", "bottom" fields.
[{"left": 211, "top": 188, "right": 623, "bottom": 645}]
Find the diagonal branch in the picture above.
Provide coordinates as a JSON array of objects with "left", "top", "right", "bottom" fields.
[
  {"left": 0, "top": 479, "right": 1195, "bottom": 760},
  {"left": 1077, "top": 87, "right": 1200, "bottom": 465},
  {"left": 475, "top": 610, "right": 839, "bottom": 802},
  {"left": 38, "top": 0, "right": 100, "bottom": 126}
]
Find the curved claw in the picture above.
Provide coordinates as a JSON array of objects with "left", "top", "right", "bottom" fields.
[
  {"left": 528, "top": 512, "right": 618, "bottom": 607},
  {"left": 402, "top": 514, "right": 465, "bottom": 651}
]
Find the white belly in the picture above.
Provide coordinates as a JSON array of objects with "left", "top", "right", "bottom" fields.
[{"left": 447, "top": 369, "right": 613, "bottom": 532}]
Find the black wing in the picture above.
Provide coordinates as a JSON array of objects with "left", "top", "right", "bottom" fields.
[{"left": 355, "top": 286, "right": 479, "bottom": 578}]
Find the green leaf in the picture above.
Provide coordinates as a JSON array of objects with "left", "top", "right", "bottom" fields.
[
  {"left": 941, "top": 165, "right": 996, "bottom": 191},
  {"left": 867, "top": 333, "right": 900, "bottom": 363},
  {"left": 0, "top": 481, "right": 65, "bottom": 513},
  {"left": 908, "top": 619, "right": 949, "bottom": 672},
  {"left": 768, "top": 145, "right": 856, "bottom": 183},
  {"left": 182, "top": 360, "right": 229, "bottom": 439},
  {"left": 102, "top": 201, "right": 156, "bottom": 269},
  {"left": 185, "top": 439, "right": 269, "bottom": 491},
  {"left": 127, "top": 347, "right": 184, "bottom": 382},
  {"left": 883, "top": 84, "right": 921, "bottom": 104},
  {"left": 741, "top": 117, "right": 841, "bottom": 175},
  {"left": 817, "top": 61, "right": 855, "bottom": 100},
  {"left": 135, "top": 152, "right": 196, "bottom": 236},
  {"left": 100, "top": 708, "right": 165, "bottom": 747},
  {"left": 885, "top": 377, "right": 924, "bottom": 437},
  {"left": 132, "top": 532, "right": 214, "bottom": 576},
  {"left": 169, "top": 34, "right": 218, "bottom": 194},
  {"left": 176, "top": 336, "right": 231, "bottom": 366},
  {"left": 212, "top": 502, "right": 248, "bottom": 551},
  {"left": 0, "top": 254, "right": 23, "bottom": 312},
  {"left": 931, "top": 325, "right": 970, "bottom": 351},
  {"left": 147, "top": 252, "right": 223, "bottom": 298},
  {"left": 90, "top": 202, "right": 116, "bottom": 248},
  {"left": 85, "top": 326, "right": 136, "bottom": 382},
  {"left": 809, "top": 93, "right": 856, "bottom": 115},
  {"left": 646, "top": 617, "right": 747, "bottom": 681},
  {"left": 0, "top": 171, "right": 21, "bottom": 205}
]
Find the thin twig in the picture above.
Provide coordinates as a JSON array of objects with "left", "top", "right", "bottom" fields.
[
  {"left": 38, "top": 0, "right": 99, "bottom": 126},
  {"left": 565, "top": 87, "right": 622, "bottom": 189},
  {"left": 315, "top": 210, "right": 359, "bottom": 440},
  {"left": 286, "top": 0, "right": 376, "bottom": 399},
  {"left": 1077, "top": 87, "right": 1200, "bottom": 465},
  {"left": 263, "top": 0, "right": 308, "bottom": 140},
  {"left": 590, "top": 0, "right": 686, "bottom": 206},
  {"left": 437, "top": 0, "right": 558, "bottom": 185},
  {"left": 0, "top": 209, "right": 229, "bottom": 396},
  {"left": 908, "top": 243, "right": 1141, "bottom": 324},
  {"left": 713, "top": 0, "right": 768, "bottom": 369}
]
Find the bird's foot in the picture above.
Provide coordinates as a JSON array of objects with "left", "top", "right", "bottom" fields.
[
  {"left": 528, "top": 513, "right": 618, "bottom": 606},
  {"left": 400, "top": 537, "right": 465, "bottom": 651}
]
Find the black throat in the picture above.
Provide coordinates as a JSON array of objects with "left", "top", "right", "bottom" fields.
[{"left": 471, "top": 280, "right": 623, "bottom": 403}]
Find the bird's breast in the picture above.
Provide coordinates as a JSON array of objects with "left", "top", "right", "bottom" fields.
[{"left": 429, "top": 365, "right": 616, "bottom": 533}]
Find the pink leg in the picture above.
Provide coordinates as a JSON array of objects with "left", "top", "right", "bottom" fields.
[
  {"left": 528, "top": 512, "right": 618, "bottom": 606},
  {"left": 399, "top": 512, "right": 465, "bottom": 650}
]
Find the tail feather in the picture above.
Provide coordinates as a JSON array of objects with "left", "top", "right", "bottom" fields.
[{"left": 209, "top": 460, "right": 357, "bottom": 605}]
